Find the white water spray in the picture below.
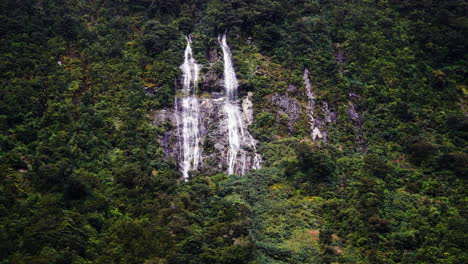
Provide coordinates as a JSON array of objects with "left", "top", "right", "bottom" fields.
[
  {"left": 177, "top": 36, "right": 201, "bottom": 180},
  {"left": 219, "top": 33, "right": 261, "bottom": 175}
]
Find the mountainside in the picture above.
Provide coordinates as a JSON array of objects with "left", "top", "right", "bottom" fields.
[{"left": 0, "top": 1, "right": 467, "bottom": 263}]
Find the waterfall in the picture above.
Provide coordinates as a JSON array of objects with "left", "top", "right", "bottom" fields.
[
  {"left": 219, "top": 33, "right": 261, "bottom": 175},
  {"left": 176, "top": 36, "right": 201, "bottom": 180}
]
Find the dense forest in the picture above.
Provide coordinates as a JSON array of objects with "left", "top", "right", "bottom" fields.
[{"left": 0, "top": 0, "right": 467, "bottom": 263}]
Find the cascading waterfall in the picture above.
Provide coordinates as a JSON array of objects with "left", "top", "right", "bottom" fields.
[
  {"left": 176, "top": 36, "right": 201, "bottom": 180},
  {"left": 219, "top": 33, "right": 261, "bottom": 175}
]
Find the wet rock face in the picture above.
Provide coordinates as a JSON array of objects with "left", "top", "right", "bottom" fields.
[
  {"left": 153, "top": 39, "right": 261, "bottom": 178},
  {"left": 198, "top": 96, "right": 227, "bottom": 173},
  {"left": 287, "top": 84, "right": 297, "bottom": 93},
  {"left": 153, "top": 93, "right": 259, "bottom": 176},
  {"left": 347, "top": 92, "right": 367, "bottom": 152},
  {"left": 348, "top": 92, "right": 361, "bottom": 123},
  {"left": 201, "top": 67, "right": 224, "bottom": 93},
  {"left": 152, "top": 108, "right": 178, "bottom": 161},
  {"left": 270, "top": 93, "right": 302, "bottom": 134},
  {"left": 198, "top": 93, "right": 259, "bottom": 175},
  {"left": 200, "top": 47, "right": 223, "bottom": 93},
  {"left": 322, "top": 102, "right": 337, "bottom": 124},
  {"left": 208, "top": 47, "right": 220, "bottom": 63},
  {"left": 303, "top": 68, "right": 336, "bottom": 141},
  {"left": 242, "top": 92, "right": 254, "bottom": 125},
  {"left": 348, "top": 102, "right": 360, "bottom": 123}
]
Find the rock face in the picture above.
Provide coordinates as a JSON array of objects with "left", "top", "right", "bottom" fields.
[
  {"left": 152, "top": 37, "right": 260, "bottom": 178},
  {"left": 270, "top": 93, "right": 302, "bottom": 134},
  {"left": 200, "top": 47, "right": 224, "bottom": 93},
  {"left": 153, "top": 92, "right": 260, "bottom": 176},
  {"left": 348, "top": 92, "right": 366, "bottom": 152},
  {"left": 347, "top": 93, "right": 361, "bottom": 123},
  {"left": 152, "top": 43, "right": 348, "bottom": 178},
  {"left": 201, "top": 67, "right": 224, "bottom": 93},
  {"left": 198, "top": 93, "right": 260, "bottom": 175},
  {"left": 303, "top": 68, "right": 336, "bottom": 141},
  {"left": 218, "top": 33, "right": 259, "bottom": 175}
]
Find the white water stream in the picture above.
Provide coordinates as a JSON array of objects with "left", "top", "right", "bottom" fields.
[
  {"left": 219, "top": 33, "right": 261, "bottom": 175},
  {"left": 177, "top": 36, "right": 201, "bottom": 179}
]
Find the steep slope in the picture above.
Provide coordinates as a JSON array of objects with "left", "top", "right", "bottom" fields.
[{"left": 0, "top": 1, "right": 466, "bottom": 264}]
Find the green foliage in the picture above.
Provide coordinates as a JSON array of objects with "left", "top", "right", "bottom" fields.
[
  {"left": 0, "top": 0, "right": 466, "bottom": 263},
  {"left": 143, "top": 20, "right": 178, "bottom": 54}
]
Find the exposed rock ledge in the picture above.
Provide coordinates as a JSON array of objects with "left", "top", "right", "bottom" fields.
[{"left": 152, "top": 92, "right": 260, "bottom": 176}]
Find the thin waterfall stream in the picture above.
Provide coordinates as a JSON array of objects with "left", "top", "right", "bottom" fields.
[
  {"left": 176, "top": 36, "right": 201, "bottom": 180},
  {"left": 219, "top": 33, "right": 261, "bottom": 175}
]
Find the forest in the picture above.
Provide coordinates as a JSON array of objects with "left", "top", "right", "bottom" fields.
[{"left": 0, "top": 0, "right": 467, "bottom": 263}]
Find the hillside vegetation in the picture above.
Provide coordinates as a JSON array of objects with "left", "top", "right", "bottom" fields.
[{"left": 0, "top": 1, "right": 466, "bottom": 263}]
